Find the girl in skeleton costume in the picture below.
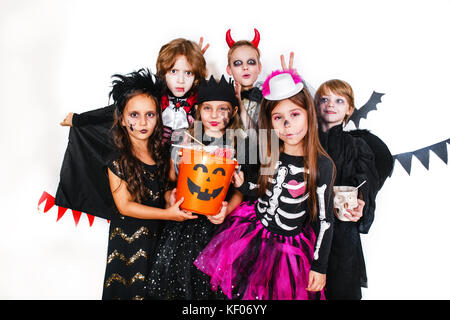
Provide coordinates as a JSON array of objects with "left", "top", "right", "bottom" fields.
[
  {"left": 55, "top": 38, "right": 208, "bottom": 217},
  {"left": 146, "top": 75, "right": 249, "bottom": 300},
  {"left": 225, "top": 28, "right": 263, "bottom": 131},
  {"left": 102, "top": 69, "right": 197, "bottom": 300},
  {"left": 194, "top": 70, "right": 335, "bottom": 300},
  {"left": 315, "top": 79, "right": 393, "bottom": 300}
]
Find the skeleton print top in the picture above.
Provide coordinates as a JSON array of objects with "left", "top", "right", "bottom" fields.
[{"left": 238, "top": 152, "right": 335, "bottom": 274}]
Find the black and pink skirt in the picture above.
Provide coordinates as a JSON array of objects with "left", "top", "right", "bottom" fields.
[{"left": 194, "top": 201, "right": 325, "bottom": 300}]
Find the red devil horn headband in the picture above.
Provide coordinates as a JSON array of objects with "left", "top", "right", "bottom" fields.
[{"left": 226, "top": 28, "right": 260, "bottom": 49}]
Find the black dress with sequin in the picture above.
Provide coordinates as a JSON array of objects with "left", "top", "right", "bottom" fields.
[
  {"left": 102, "top": 156, "right": 166, "bottom": 300},
  {"left": 146, "top": 133, "right": 246, "bottom": 300}
]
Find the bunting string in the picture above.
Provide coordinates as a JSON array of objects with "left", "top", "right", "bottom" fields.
[{"left": 391, "top": 138, "right": 450, "bottom": 175}]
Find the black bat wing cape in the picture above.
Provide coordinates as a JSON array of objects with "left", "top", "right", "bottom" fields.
[
  {"left": 54, "top": 105, "right": 121, "bottom": 220},
  {"left": 348, "top": 91, "right": 384, "bottom": 128}
]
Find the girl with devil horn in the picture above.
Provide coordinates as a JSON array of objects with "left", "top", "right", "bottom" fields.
[
  {"left": 195, "top": 69, "right": 336, "bottom": 300},
  {"left": 225, "top": 28, "right": 263, "bottom": 131},
  {"left": 145, "top": 75, "right": 253, "bottom": 300}
]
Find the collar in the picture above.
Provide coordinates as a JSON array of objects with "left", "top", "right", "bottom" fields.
[
  {"left": 161, "top": 92, "right": 197, "bottom": 112},
  {"left": 241, "top": 87, "right": 263, "bottom": 102}
]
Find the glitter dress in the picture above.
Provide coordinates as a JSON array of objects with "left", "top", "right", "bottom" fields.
[
  {"left": 102, "top": 156, "right": 166, "bottom": 300},
  {"left": 146, "top": 133, "right": 246, "bottom": 300}
]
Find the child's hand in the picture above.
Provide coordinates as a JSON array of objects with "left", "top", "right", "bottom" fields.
[
  {"left": 306, "top": 270, "right": 326, "bottom": 292},
  {"left": 232, "top": 170, "right": 244, "bottom": 188},
  {"left": 166, "top": 197, "right": 198, "bottom": 222},
  {"left": 168, "top": 188, "right": 177, "bottom": 207},
  {"left": 343, "top": 199, "right": 365, "bottom": 222},
  {"left": 198, "top": 37, "right": 210, "bottom": 55},
  {"left": 162, "top": 126, "right": 173, "bottom": 145},
  {"left": 60, "top": 112, "right": 74, "bottom": 127},
  {"left": 280, "top": 52, "right": 299, "bottom": 75},
  {"left": 207, "top": 201, "right": 228, "bottom": 225},
  {"left": 234, "top": 81, "right": 242, "bottom": 106}
]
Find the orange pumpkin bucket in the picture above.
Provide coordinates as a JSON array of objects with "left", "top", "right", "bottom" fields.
[{"left": 176, "top": 146, "right": 237, "bottom": 215}]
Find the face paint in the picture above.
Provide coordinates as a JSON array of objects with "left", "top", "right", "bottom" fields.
[
  {"left": 284, "top": 119, "right": 290, "bottom": 127},
  {"left": 200, "top": 101, "right": 234, "bottom": 138},
  {"left": 127, "top": 117, "right": 137, "bottom": 132},
  {"left": 222, "top": 110, "right": 232, "bottom": 128},
  {"left": 227, "top": 45, "right": 261, "bottom": 90}
]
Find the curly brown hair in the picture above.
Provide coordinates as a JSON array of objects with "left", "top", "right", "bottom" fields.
[
  {"left": 109, "top": 69, "right": 170, "bottom": 203},
  {"left": 156, "top": 38, "right": 207, "bottom": 93}
]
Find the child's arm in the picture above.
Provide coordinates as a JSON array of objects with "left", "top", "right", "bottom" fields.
[
  {"left": 226, "top": 190, "right": 244, "bottom": 214},
  {"left": 232, "top": 169, "right": 258, "bottom": 198},
  {"left": 108, "top": 168, "right": 197, "bottom": 221},
  {"left": 60, "top": 105, "right": 115, "bottom": 127},
  {"left": 307, "top": 157, "right": 335, "bottom": 291},
  {"left": 206, "top": 190, "right": 244, "bottom": 225}
]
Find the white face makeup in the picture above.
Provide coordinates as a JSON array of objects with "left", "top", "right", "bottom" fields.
[
  {"left": 271, "top": 99, "right": 308, "bottom": 156},
  {"left": 317, "top": 90, "right": 351, "bottom": 130},
  {"left": 121, "top": 94, "right": 158, "bottom": 142},
  {"left": 227, "top": 45, "right": 261, "bottom": 90},
  {"left": 165, "top": 55, "right": 195, "bottom": 97},
  {"left": 199, "top": 101, "right": 236, "bottom": 138}
]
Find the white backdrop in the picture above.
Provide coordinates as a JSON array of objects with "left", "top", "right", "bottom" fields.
[{"left": 1, "top": 0, "right": 449, "bottom": 299}]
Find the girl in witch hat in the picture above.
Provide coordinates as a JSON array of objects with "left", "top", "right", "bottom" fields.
[{"left": 146, "top": 75, "right": 250, "bottom": 300}]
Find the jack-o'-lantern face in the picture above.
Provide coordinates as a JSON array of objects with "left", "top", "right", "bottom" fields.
[
  {"left": 176, "top": 148, "right": 237, "bottom": 215},
  {"left": 187, "top": 164, "right": 225, "bottom": 200}
]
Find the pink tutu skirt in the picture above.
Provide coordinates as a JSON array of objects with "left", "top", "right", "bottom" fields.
[{"left": 194, "top": 201, "right": 325, "bottom": 300}]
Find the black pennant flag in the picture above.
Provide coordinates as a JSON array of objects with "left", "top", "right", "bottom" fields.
[
  {"left": 392, "top": 138, "right": 450, "bottom": 175},
  {"left": 430, "top": 140, "right": 448, "bottom": 164}
]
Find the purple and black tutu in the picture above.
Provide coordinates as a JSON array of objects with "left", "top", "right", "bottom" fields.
[{"left": 194, "top": 201, "right": 325, "bottom": 300}]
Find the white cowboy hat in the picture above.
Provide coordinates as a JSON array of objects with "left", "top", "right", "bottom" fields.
[{"left": 263, "top": 72, "right": 304, "bottom": 101}]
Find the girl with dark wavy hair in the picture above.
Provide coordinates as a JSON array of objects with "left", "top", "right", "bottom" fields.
[{"left": 103, "top": 69, "right": 197, "bottom": 300}]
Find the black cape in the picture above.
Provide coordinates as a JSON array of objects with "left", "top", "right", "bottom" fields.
[
  {"left": 319, "top": 124, "right": 393, "bottom": 299},
  {"left": 54, "top": 105, "right": 119, "bottom": 220}
]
